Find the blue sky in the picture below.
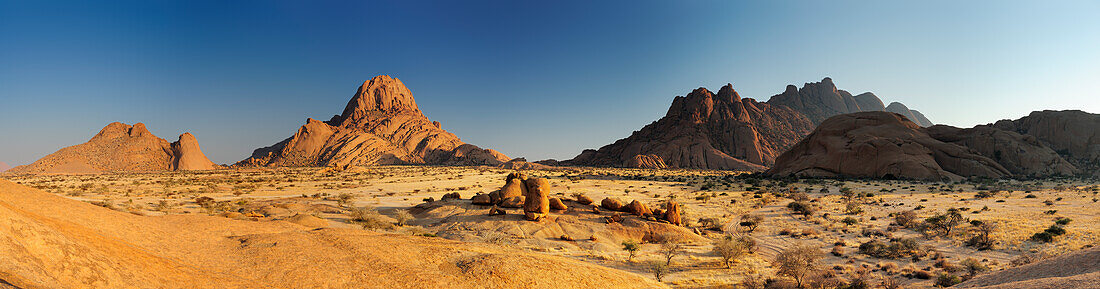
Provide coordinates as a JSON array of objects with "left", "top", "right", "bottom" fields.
[{"left": 2, "top": 0, "right": 1098, "bottom": 166}]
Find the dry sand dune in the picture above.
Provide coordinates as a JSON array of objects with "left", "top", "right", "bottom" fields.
[{"left": 0, "top": 179, "right": 664, "bottom": 289}]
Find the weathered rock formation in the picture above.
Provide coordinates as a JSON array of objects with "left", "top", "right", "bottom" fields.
[
  {"left": 601, "top": 198, "right": 624, "bottom": 211},
  {"left": 236, "top": 75, "right": 509, "bottom": 168},
  {"left": 664, "top": 201, "right": 683, "bottom": 226},
  {"left": 926, "top": 125, "right": 1076, "bottom": 177},
  {"left": 523, "top": 178, "right": 551, "bottom": 221},
  {"left": 886, "top": 102, "right": 934, "bottom": 127},
  {"left": 767, "top": 112, "right": 1011, "bottom": 181},
  {"left": 8, "top": 123, "right": 217, "bottom": 174},
  {"left": 566, "top": 84, "right": 814, "bottom": 170},
  {"left": 993, "top": 110, "right": 1100, "bottom": 174},
  {"left": 768, "top": 112, "right": 1080, "bottom": 181},
  {"left": 766, "top": 77, "right": 933, "bottom": 126}
]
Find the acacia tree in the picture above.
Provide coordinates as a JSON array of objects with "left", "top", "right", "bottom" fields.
[{"left": 773, "top": 244, "right": 824, "bottom": 289}]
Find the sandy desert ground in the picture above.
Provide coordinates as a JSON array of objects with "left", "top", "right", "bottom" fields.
[{"left": 3, "top": 166, "right": 1097, "bottom": 288}]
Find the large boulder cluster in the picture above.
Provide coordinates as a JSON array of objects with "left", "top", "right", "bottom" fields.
[{"left": 470, "top": 172, "right": 683, "bottom": 225}]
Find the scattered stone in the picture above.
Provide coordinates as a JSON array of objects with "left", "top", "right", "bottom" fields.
[
  {"left": 548, "top": 197, "right": 568, "bottom": 211},
  {"left": 574, "top": 194, "right": 594, "bottom": 205},
  {"left": 600, "top": 198, "right": 624, "bottom": 211},
  {"left": 471, "top": 194, "right": 492, "bottom": 205},
  {"left": 488, "top": 206, "right": 506, "bottom": 216},
  {"left": 500, "top": 196, "right": 525, "bottom": 208}
]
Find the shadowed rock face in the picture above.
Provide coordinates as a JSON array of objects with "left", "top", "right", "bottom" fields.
[
  {"left": 926, "top": 125, "right": 1077, "bottom": 177},
  {"left": 767, "top": 77, "right": 933, "bottom": 126},
  {"left": 8, "top": 123, "right": 217, "bottom": 174},
  {"left": 236, "top": 75, "right": 510, "bottom": 168},
  {"left": 566, "top": 83, "right": 814, "bottom": 170},
  {"left": 992, "top": 110, "right": 1100, "bottom": 175},
  {"left": 767, "top": 112, "right": 1011, "bottom": 181},
  {"left": 768, "top": 111, "right": 1081, "bottom": 181}
]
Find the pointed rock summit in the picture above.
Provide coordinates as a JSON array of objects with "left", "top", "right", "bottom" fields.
[
  {"left": 565, "top": 83, "right": 814, "bottom": 170},
  {"left": 237, "top": 75, "right": 510, "bottom": 168},
  {"left": 767, "top": 77, "right": 934, "bottom": 127},
  {"left": 7, "top": 123, "right": 218, "bottom": 174}
]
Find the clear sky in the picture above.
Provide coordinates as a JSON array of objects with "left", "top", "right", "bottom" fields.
[{"left": 2, "top": 1, "right": 1098, "bottom": 166}]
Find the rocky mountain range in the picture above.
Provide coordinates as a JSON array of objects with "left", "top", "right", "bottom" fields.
[
  {"left": 564, "top": 84, "right": 814, "bottom": 170},
  {"left": 0, "top": 161, "right": 10, "bottom": 172},
  {"left": 7, "top": 122, "right": 217, "bottom": 174},
  {"left": 766, "top": 77, "right": 933, "bottom": 126},
  {"left": 767, "top": 111, "right": 1088, "bottom": 181},
  {"left": 235, "top": 75, "right": 510, "bottom": 168}
]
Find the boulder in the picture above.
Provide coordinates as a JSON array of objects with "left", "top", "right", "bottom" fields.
[
  {"left": 500, "top": 196, "right": 525, "bottom": 208},
  {"left": 548, "top": 197, "right": 568, "bottom": 211},
  {"left": 488, "top": 206, "right": 506, "bottom": 216},
  {"left": 600, "top": 198, "right": 624, "bottom": 211},
  {"left": 664, "top": 201, "right": 682, "bottom": 226},
  {"left": 441, "top": 192, "right": 461, "bottom": 201},
  {"left": 624, "top": 200, "right": 651, "bottom": 216},
  {"left": 499, "top": 176, "right": 527, "bottom": 200},
  {"left": 574, "top": 194, "right": 594, "bottom": 205},
  {"left": 470, "top": 194, "right": 492, "bottom": 206},
  {"left": 522, "top": 178, "right": 551, "bottom": 221}
]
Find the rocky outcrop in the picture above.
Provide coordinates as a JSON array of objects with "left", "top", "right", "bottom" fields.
[
  {"left": 886, "top": 102, "right": 934, "bottom": 127},
  {"left": 992, "top": 110, "right": 1100, "bottom": 174},
  {"left": 926, "top": 125, "right": 1077, "bottom": 177},
  {"left": 601, "top": 198, "right": 624, "bottom": 211},
  {"left": 171, "top": 133, "right": 217, "bottom": 171},
  {"left": 767, "top": 112, "right": 1011, "bottom": 181},
  {"left": 624, "top": 200, "right": 652, "bottom": 216},
  {"left": 768, "top": 111, "right": 1084, "bottom": 181},
  {"left": 566, "top": 83, "right": 814, "bottom": 170},
  {"left": 664, "top": 202, "right": 682, "bottom": 226},
  {"left": 624, "top": 154, "right": 667, "bottom": 169},
  {"left": 523, "top": 178, "right": 551, "bottom": 221},
  {"left": 236, "top": 75, "right": 509, "bottom": 168},
  {"left": 8, "top": 123, "right": 218, "bottom": 174},
  {"left": 767, "top": 78, "right": 933, "bottom": 127}
]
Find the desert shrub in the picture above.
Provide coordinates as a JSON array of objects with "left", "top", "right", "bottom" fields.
[
  {"left": 773, "top": 244, "right": 824, "bottom": 288},
  {"left": 348, "top": 206, "right": 394, "bottom": 230},
  {"left": 960, "top": 258, "right": 988, "bottom": 279},
  {"left": 622, "top": 240, "right": 639, "bottom": 262},
  {"left": 923, "top": 209, "right": 964, "bottom": 237},
  {"left": 858, "top": 238, "right": 922, "bottom": 259},
  {"left": 335, "top": 193, "right": 357, "bottom": 207},
  {"left": 841, "top": 217, "right": 859, "bottom": 226},
  {"left": 934, "top": 273, "right": 962, "bottom": 287},
  {"left": 880, "top": 276, "right": 903, "bottom": 289},
  {"left": 646, "top": 260, "right": 668, "bottom": 282},
  {"left": 658, "top": 234, "right": 684, "bottom": 266},
  {"left": 194, "top": 196, "right": 216, "bottom": 208},
  {"left": 966, "top": 220, "right": 997, "bottom": 250},
  {"left": 893, "top": 210, "right": 918, "bottom": 228},
  {"left": 787, "top": 201, "right": 816, "bottom": 216},
  {"left": 393, "top": 209, "right": 413, "bottom": 226},
  {"left": 713, "top": 235, "right": 753, "bottom": 268},
  {"left": 739, "top": 214, "right": 764, "bottom": 233},
  {"left": 1031, "top": 223, "right": 1068, "bottom": 243},
  {"left": 1055, "top": 217, "right": 1072, "bottom": 225},
  {"left": 845, "top": 202, "right": 863, "bottom": 215}
]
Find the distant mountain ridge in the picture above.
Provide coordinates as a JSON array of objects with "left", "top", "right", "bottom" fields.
[
  {"left": 564, "top": 83, "right": 814, "bottom": 170},
  {"left": 7, "top": 122, "right": 217, "bottom": 174},
  {"left": 236, "top": 75, "right": 510, "bottom": 168},
  {"left": 766, "top": 77, "right": 933, "bottom": 126},
  {"left": 0, "top": 161, "right": 10, "bottom": 172}
]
